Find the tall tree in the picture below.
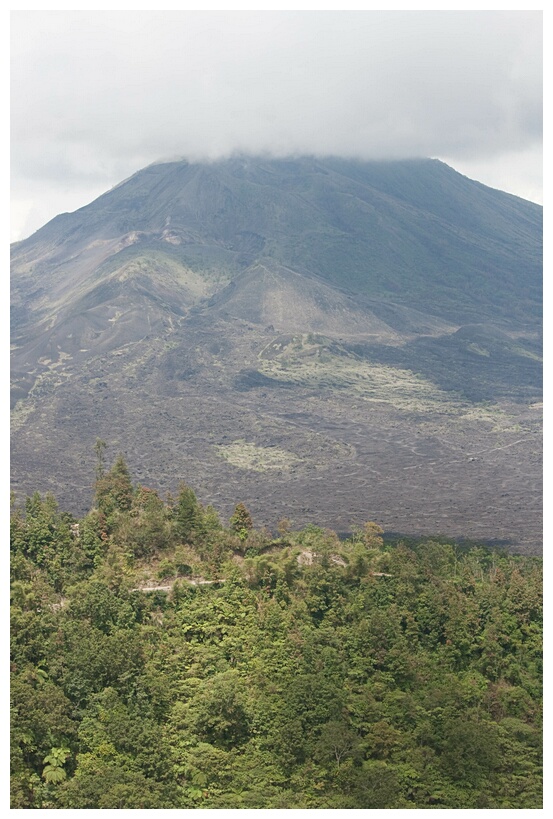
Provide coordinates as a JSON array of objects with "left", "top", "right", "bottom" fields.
[
  {"left": 230, "top": 503, "right": 253, "bottom": 541},
  {"left": 94, "top": 454, "right": 134, "bottom": 519},
  {"left": 173, "top": 483, "right": 201, "bottom": 544}
]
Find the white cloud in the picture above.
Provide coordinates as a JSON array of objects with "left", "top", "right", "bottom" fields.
[{"left": 11, "top": 10, "right": 542, "bottom": 240}]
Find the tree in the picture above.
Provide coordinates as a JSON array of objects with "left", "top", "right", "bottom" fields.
[
  {"left": 12, "top": 492, "right": 73, "bottom": 588},
  {"left": 363, "top": 521, "right": 384, "bottom": 549},
  {"left": 230, "top": 503, "right": 253, "bottom": 542},
  {"left": 173, "top": 483, "right": 201, "bottom": 544},
  {"left": 438, "top": 717, "right": 501, "bottom": 785},
  {"left": 94, "top": 454, "right": 134, "bottom": 520},
  {"left": 314, "top": 720, "right": 361, "bottom": 768},
  {"left": 117, "top": 486, "right": 171, "bottom": 557},
  {"left": 42, "top": 747, "right": 70, "bottom": 784},
  {"left": 186, "top": 671, "right": 250, "bottom": 749}
]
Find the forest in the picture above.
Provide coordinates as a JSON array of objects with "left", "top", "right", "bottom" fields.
[{"left": 10, "top": 449, "right": 543, "bottom": 808}]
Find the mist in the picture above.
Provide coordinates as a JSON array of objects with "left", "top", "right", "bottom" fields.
[{"left": 11, "top": 11, "right": 542, "bottom": 240}]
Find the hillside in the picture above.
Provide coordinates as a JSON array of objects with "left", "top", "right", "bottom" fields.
[
  {"left": 10, "top": 464, "right": 543, "bottom": 808},
  {"left": 10, "top": 156, "right": 542, "bottom": 552}
]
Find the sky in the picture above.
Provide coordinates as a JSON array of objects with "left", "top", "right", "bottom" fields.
[{"left": 10, "top": 9, "right": 543, "bottom": 242}]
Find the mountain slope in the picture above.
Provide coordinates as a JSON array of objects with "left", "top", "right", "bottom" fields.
[
  {"left": 10, "top": 156, "right": 542, "bottom": 552},
  {"left": 12, "top": 156, "right": 541, "bottom": 323}
]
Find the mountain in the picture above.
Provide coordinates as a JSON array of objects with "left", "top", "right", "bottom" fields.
[{"left": 10, "top": 156, "right": 542, "bottom": 552}]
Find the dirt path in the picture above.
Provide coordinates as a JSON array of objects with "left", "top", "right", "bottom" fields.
[{"left": 132, "top": 578, "right": 225, "bottom": 592}]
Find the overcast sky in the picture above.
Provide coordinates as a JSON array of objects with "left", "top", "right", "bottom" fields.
[{"left": 11, "top": 10, "right": 542, "bottom": 242}]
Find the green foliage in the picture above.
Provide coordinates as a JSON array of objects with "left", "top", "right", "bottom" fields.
[
  {"left": 186, "top": 671, "right": 251, "bottom": 749},
  {"left": 230, "top": 502, "right": 253, "bottom": 541},
  {"left": 11, "top": 492, "right": 76, "bottom": 590},
  {"left": 94, "top": 453, "right": 134, "bottom": 521},
  {"left": 313, "top": 719, "right": 362, "bottom": 767},
  {"left": 78, "top": 510, "right": 108, "bottom": 565},
  {"left": 42, "top": 747, "right": 70, "bottom": 784},
  {"left": 157, "top": 559, "right": 176, "bottom": 580},
  {"left": 122, "top": 488, "right": 172, "bottom": 558},
  {"left": 9, "top": 468, "right": 543, "bottom": 808},
  {"left": 173, "top": 482, "right": 201, "bottom": 543},
  {"left": 362, "top": 520, "right": 385, "bottom": 549}
]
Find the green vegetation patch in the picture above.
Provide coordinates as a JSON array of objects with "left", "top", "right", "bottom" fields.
[
  {"left": 215, "top": 440, "right": 302, "bottom": 472},
  {"left": 109, "top": 250, "right": 228, "bottom": 296},
  {"left": 259, "top": 334, "right": 463, "bottom": 414},
  {"left": 10, "top": 452, "right": 543, "bottom": 809}
]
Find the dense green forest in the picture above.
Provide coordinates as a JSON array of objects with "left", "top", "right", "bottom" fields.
[{"left": 11, "top": 451, "right": 542, "bottom": 808}]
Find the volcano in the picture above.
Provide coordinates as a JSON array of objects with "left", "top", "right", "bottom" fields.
[{"left": 11, "top": 156, "right": 542, "bottom": 552}]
